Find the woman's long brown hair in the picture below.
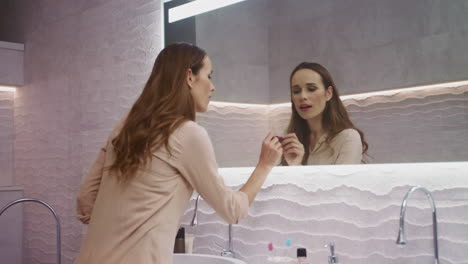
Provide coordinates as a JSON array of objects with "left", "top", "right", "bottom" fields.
[
  {"left": 283, "top": 62, "right": 368, "bottom": 165},
  {"left": 109, "top": 43, "right": 206, "bottom": 182}
]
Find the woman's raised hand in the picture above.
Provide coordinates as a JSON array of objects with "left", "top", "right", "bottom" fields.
[
  {"left": 257, "top": 132, "right": 283, "bottom": 169},
  {"left": 281, "top": 133, "right": 305, "bottom": 166}
]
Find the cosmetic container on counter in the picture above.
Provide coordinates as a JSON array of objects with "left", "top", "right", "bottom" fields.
[
  {"left": 173, "top": 227, "right": 185, "bottom": 253},
  {"left": 296, "top": 248, "right": 309, "bottom": 264}
]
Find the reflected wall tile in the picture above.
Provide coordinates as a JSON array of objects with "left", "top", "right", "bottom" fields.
[{"left": 198, "top": 104, "right": 269, "bottom": 167}]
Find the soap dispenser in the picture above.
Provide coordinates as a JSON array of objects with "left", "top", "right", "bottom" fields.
[
  {"left": 174, "top": 227, "right": 185, "bottom": 253},
  {"left": 296, "top": 248, "right": 309, "bottom": 264}
]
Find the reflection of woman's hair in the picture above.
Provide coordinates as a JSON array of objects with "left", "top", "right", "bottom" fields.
[
  {"left": 284, "top": 62, "right": 368, "bottom": 165},
  {"left": 110, "top": 43, "right": 206, "bottom": 182}
]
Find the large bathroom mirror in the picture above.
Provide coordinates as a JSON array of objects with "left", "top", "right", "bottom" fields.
[
  {"left": 0, "top": 90, "right": 14, "bottom": 186},
  {"left": 164, "top": 0, "right": 468, "bottom": 166}
]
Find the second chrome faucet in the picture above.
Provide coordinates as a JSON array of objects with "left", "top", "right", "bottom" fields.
[
  {"left": 396, "top": 186, "right": 439, "bottom": 264},
  {"left": 190, "top": 194, "right": 201, "bottom": 227}
]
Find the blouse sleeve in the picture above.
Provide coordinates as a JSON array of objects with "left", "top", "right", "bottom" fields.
[
  {"left": 334, "top": 129, "right": 363, "bottom": 164},
  {"left": 76, "top": 143, "right": 108, "bottom": 224},
  {"left": 173, "top": 122, "right": 249, "bottom": 224},
  {"left": 76, "top": 118, "right": 126, "bottom": 224}
]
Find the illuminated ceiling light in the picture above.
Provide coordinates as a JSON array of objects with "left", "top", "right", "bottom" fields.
[
  {"left": 168, "top": 0, "right": 247, "bottom": 23},
  {"left": 209, "top": 80, "right": 468, "bottom": 108},
  {"left": 0, "top": 85, "right": 16, "bottom": 92}
]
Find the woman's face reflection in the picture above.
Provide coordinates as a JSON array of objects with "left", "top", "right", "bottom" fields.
[{"left": 290, "top": 69, "right": 332, "bottom": 121}]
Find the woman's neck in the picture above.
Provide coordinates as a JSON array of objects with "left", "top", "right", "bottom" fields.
[{"left": 307, "top": 116, "right": 326, "bottom": 142}]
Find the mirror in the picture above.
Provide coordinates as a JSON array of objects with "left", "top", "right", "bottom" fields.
[
  {"left": 164, "top": 0, "right": 468, "bottom": 165},
  {"left": 0, "top": 90, "right": 14, "bottom": 186}
]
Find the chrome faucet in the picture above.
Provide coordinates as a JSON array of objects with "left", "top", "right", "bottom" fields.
[
  {"left": 396, "top": 186, "right": 439, "bottom": 264},
  {"left": 224, "top": 224, "right": 235, "bottom": 258},
  {"left": 324, "top": 242, "right": 338, "bottom": 264},
  {"left": 191, "top": 194, "right": 235, "bottom": 258},
  {"left": 0, "top": 198, "right": 61, "bottom": 264},
  {"left": 190, "top": 194, "right": 201, "bottom": 227},
  {"left": 213, "top": 224, "right": 235, "bottom": 258}
]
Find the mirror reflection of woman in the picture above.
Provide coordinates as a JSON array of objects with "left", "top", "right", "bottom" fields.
[
  {"left": 281, "top": 62, "right": 368, "bottom": 165},
  {"left": 74, "top": 43, "right": 282, "bottom": 264}
]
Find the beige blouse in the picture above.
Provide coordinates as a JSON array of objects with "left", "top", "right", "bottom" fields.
[
  {"left": 307, "top": 128, "right": 363, "bottom": 165},
  {"left": 75, "top": 121, "right": 249, "bottom": 264}
]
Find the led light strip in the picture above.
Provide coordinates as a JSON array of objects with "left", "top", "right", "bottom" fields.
[
  {"left": 0, "top": 85, "right": 16, "bottom": 92},
  {"left": 168, "top": 0, "right": 247, "bottom": 23},
  {"left": 208, "top": 101, "right": 270, "bottom": 108},
  {"left": 340, "top": 80, "right": 468, "bottom": 101},
  {"left": 209, "top": 80, "right": 468, "bottom": 108}
]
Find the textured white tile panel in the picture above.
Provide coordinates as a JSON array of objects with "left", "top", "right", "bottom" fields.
[
  {"left": 181, "top": 162, "right": 468, "bottom": 264},
  {"left": 13, "top": 1, "right": 163, "bottom": 263}
]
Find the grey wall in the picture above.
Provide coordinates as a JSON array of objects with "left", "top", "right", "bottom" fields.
[
  {"left": 192, "top": 0, "right": 468, "bottom": 103},
  {"left": 4, "top": 0, "right": 162, "bottom": 263},
  {"left": 196, "top": 0, "right": 270, "bottom": 103},
  {"left": 0, "top": 0, "right": 23, "bottom": 43},
  {"left": 269, "top": 0, "right": 468, "bottom": 102}
]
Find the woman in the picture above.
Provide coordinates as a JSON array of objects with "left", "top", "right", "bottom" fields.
[
  {"left": 75, "top": 43, "right": 282, "bottom": 263},
  {"left": 281, "top": 62, "right": 368, "bottom": 165}
]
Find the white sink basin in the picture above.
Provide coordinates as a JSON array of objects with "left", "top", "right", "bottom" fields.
[{"left": 173, "top": 253, "right": 246, "bottom": 264}]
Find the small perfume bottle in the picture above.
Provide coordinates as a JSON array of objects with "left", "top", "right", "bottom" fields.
[{"left": 268, "top": 242, "right": 274, "bottom": 258}]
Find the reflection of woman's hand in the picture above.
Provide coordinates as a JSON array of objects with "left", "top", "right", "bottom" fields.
[
  {"left": 258, "top": 132, "right": 283, "bottom": 168},
  {"left": 281, "top": 133, "right": 305, "bottom": 166}
]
